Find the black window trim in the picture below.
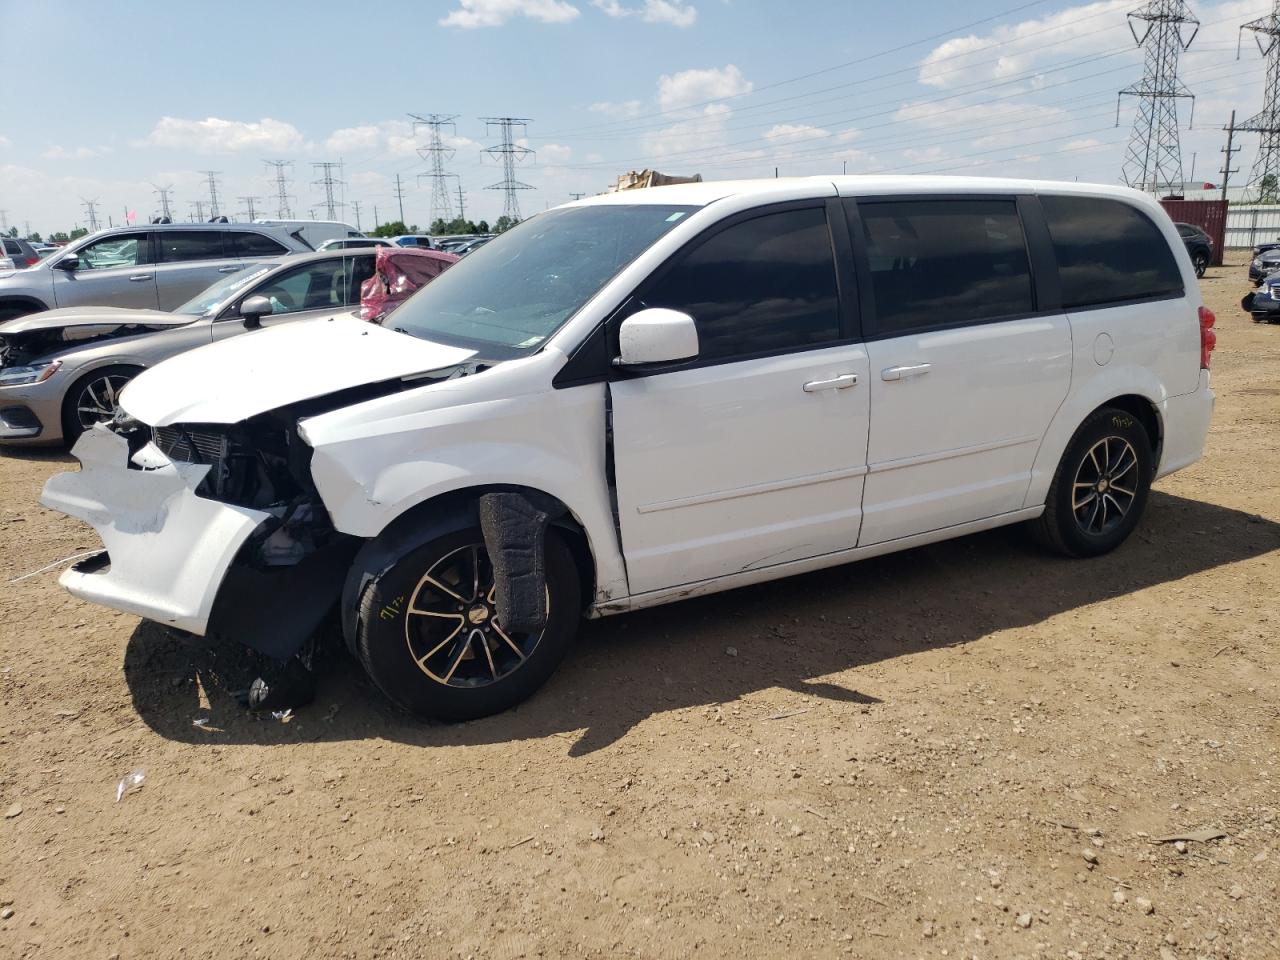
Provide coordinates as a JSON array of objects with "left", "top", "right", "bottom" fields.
[
  {"left": 154, "top": 227, "right": 231, "bottom": 264},
  {"left": 608, "top": 198, "right": 860, "bottom": 380},
  {"left": 847, "top": 192, "right": 1057, "bottom": 342}
]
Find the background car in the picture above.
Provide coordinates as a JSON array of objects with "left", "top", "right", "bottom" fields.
[
  {"left": 0, "top": 249, "right": 377, "bottom": 445},
  {"left": 0, "top": 252, "right": 12, "bottom": 271},
  {"left": 1174, "top": 222, "right": 1213, "bottom": 278},
  {"left": 0, "top": 223, "right": 311, "bottom": 323},
  {"left": 389, "top": 234, "right": 437, "bottom": 250},
  {"left": 2, "top": 237, "right": 42, "bottom": 269},
  {"left": 316, "top": 237, "right": 395, "bottom": 251},
  {"left": 1248, "top": 246, "right": 1280, "bottom": 284},
  {"left": 252, "top": 219, "right": 361, "bottom": 250}
]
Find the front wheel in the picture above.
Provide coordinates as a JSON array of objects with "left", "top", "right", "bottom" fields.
[
  {"left": 1031, "top": 407, "right": 1154, "bottom": 558},
  {"left": 354, "top": 526, "right": 581, "bottom": 721},
  {"left": 61, "top": 365, "right": 141, "bottom": 446},
  {"left": 1192, "top": 251, "right": 1208, "bottom": 278}
]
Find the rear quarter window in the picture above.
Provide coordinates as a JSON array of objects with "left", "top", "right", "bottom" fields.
[
  {"left": 1041, "top": 195, "right": 1183, "bottom": 309},
  {"left": 228, "top": 232, "right": 290, "bottom": 257}
]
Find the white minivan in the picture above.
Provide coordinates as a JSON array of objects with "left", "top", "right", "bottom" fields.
[{"left": 42, "top": 176, "right": 1217, "bottom": 720}]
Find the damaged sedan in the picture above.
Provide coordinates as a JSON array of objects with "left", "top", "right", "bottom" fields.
[
  {"left": 1, "top": 250, "right": 377, "bottom": 445},
  {"left": 41, "top": 177, "right": 1215, "bottom": 721}
]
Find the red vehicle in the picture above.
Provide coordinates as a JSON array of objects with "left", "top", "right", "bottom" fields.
[{"left": 358, "top": 246, "right": 458, "bottom": 323}]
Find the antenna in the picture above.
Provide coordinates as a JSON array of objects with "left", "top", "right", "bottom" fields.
[
  {"left": 312, "top": 162, "right": 345, "bottom": 220},
  {"left": 198, "top": 170, "right": 222, "bottom": 218},
  {"left": 1238, "top": 1, "right": 1280, "bottom": 201},
  {"left": 481, "top": 117, "right": 535, "bottom": 221},
  {"left": 1116, "top": 0, "right": 1199, "bottom": 195},
  {"left": 264, "top": 160, "right": 294, "bottom": 218},
  {"left": 410, "top": 113, "right": 460, "bottom": 225}
]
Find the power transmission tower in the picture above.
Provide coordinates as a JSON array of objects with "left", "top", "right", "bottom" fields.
[
  {"left": 456, "top": 181, "right": 466, "bottom": 222},
  {"left": 264, "top": 160, "right": 294, "bottom": 218},
  {"left": 81, "top": 198, "right": 101, "bottom": 232},
  {"left": 190, "top": 200, "right": 207, "bottom": 222},
  {"left": 199, "top": 170, "right": 222, "bottom": 219},
  {"left": 569, "top": 192, "right": 586, "bottom": 200},
  {"left": 481, "top": 117, "right": 535, "bottom": 221},
  {"left": 0, "top": 210, "right": 7, "bottom": 232},
  {"left": 1116, "top": 0, "right": 1200, "bottom": 195},
  {"left": 312, "top": 162, "right": 345, "bottom": 220},
  {"left": 151, "top": 183, "right": 174, "bottom": 221},
  {"left": 393, "top": 173, "right": 407, "bottom": 224},
  {"left": 410, "top": 113, "right": 459, "bottom": 225},
  {"left": 1238, "top": 2, "right": 1280, "bottom": 202},
  {"left": 238, "top": 196, "right": 262, "bottom": 221},
  {"left": 350, "top": 200, "right": 363, "bottom": 232}
]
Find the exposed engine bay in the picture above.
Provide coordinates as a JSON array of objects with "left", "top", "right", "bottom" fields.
[{"left": 0, "top": 322, "right": 179, "bottom": 369}]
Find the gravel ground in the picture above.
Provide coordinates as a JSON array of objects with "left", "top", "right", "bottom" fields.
[{"left": 1, "top": 259, "right": 1277, "bottom": 960}]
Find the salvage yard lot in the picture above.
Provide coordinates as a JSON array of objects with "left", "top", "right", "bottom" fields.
[{"left": 1, "top": 261, "right": 1278, "bottom": 960}]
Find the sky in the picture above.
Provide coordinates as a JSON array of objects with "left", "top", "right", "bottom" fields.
[{"left": 0, "top": 0, "right": 1272, "bottom": 236}]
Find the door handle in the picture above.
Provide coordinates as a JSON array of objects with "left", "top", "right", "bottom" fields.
[
  {"left": 802, "top": 373, "right": 858, "bottom": 393},
  {"left": 217, "top": 265, "right": 240, "bottom": 273},
  {"left": 128, "top": 274, "right": 151, "bottom": 282},
  {"left": 881, "top": 363, "right": 932, "bottom": 381}
]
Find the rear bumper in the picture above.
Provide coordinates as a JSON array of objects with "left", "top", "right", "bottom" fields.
[
  {"left": 1156, "top": 372, "right": 1215, "bottom": 480},
  {"left": 39, "top": 426, "right": 268, "bottom": 634}
]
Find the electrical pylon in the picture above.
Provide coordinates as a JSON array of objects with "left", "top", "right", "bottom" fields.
[
  {"left": 312, "top": 162, "right": 345, "bottom": 220},
  {"left": 1239, "top": 1, "right": 1280, "bottom": 202},
  {"left": 411, "top": 113, "right": 459, "bottom": 225},
  {"left": 481, "top": 117, "right": 535, "bottom": 221},
  {"left": 1117, "top": 0, "right": 1200, "bottom": 195},
  {"left": 264, "top": 160, "right": 295, "bottom": 218}
]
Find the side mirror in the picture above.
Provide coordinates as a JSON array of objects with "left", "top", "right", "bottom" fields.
[
  {"left": 239, "top": 294, "right": 273, "bottom": 329},
  {"left": 616, "top": 308, "right": 699, "bottom": 367},
  {"left": 52, "top": 254, "right": 79, "bottom": 272}
]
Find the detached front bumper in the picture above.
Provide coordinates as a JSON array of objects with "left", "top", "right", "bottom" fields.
[{"left": 39, "top": 426, "right": 269, "bottom": 634}]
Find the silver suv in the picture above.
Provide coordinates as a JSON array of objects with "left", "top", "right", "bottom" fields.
[{"left": 0, "top": 224, "right": 311, "bottom": 323}]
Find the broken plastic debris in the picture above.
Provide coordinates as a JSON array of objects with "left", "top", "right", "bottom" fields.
[
  {"left": 271, "top": 709, "right": 293, "bottom": 723},
  {"left": 192, "top": 717, "right": 210, "bottom": 729},
  {"left": 115, "top": 769, "right": 145, "bottom": 803}
]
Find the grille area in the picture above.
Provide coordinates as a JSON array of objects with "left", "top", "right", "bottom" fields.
[{"left": 152, "top": 426, "right": 228, "bottom": 469}]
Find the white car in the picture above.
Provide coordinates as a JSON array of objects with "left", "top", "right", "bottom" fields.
[{"left": 41, "top": 176, "right": 1216, "bottom": 720}]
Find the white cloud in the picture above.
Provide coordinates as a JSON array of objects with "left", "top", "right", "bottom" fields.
[
  {"left": 592, "top": 0, "right": 696, "bottom": 26},
  {"left": 764, "top": 123, "right": 829, "bottom": 146},
  {"left": 0, "top": 135, "right": 11, "bottom": 148},
  {"left": 440, "top": 0, "right": 579, "bottom": 28},
  {"left": 589, "top": 99, "right": 644, "bottom": 118},
  {"left": 324, "top": 124, "right": 384, "bottom": 153},
  {"left": 41, "top": 144, "right": 113, "bottom": 160},
  {"left": 541, "top": 143, "right": 573, "bottom": 164},
  {"left": 657, "top": 64, "right": 751, "bottom": 111},
  {"left": 323, "top": 121, "right": 480, "bottom": 161},
  {"left": 138, "top": 116, "right": 305, "bottom": 153}
]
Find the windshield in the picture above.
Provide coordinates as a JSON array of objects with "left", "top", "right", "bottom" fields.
[
  {"left": 173, "top": 264, "right": 278, "bottom": 315},
  {"left": 390, "top": 204, "right": 697, "bottom": 357}
]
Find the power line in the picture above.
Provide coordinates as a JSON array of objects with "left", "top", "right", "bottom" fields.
[
  {"left": 1117, "top": 0, "right": 1200, "bottom": 194},
  {"left": 199, "top": 170, "right": 222, "bottom": 219},
  {"left": 410, "top": 113, "right": 459, "bottom": 224},
  {"left": 481, "top": 117, "right": 535, "bottom": 221},
  {"left": 151, "top": 183, "right": 174, "bottom": 221},
  {"left": 264, "top": 160, "right": 295, "bottom": 219},
  {"left": 312, "top": 162, "right": 345, "bottom": 220},
  {"left": 1238, "top": 1, "right": 1280, "bottom": 201}
]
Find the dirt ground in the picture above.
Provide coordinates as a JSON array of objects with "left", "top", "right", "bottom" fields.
[{"left": 2, "top": 259, "right": 1278, "bottom": 960}]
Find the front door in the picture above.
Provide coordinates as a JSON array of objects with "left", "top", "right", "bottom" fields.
[
  {"left": 211, "top": 254, "right": 377, "bottom": 342},
  {"left": 850, "top": 196, "right": 1072, "bottom": 546},
  {"left": 610, "top": 204, "right": 870, "bottom": 595},
  {"left": 52, "top": 232, "right": 158, "bottom": 309}
]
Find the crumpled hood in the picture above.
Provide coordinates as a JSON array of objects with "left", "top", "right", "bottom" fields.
[
  {"left": 122, "top": 314, "right": 476, "bottom": 426},
  {"left": 0, "top": 305, "right": 189, "bottom": 335}
]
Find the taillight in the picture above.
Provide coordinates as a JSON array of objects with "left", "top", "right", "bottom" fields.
[
  {"left": 23, "top": 257, "right": 38, "bottom": 267},
  {"left": 1198, "top": 305, "right": 1216, "bottom": 370}
]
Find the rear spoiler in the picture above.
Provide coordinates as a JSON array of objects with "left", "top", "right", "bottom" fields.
[{"left": 290, "top": 229, "right": 315, "bottom": 251}]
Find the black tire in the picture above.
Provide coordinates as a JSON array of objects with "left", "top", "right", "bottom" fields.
[
  {"left": 0, "top": 303, "right": 36, "bottom": 324},
  {"left": 1192, "top": 251, "right": 1208, "bottom": 278},
  {"left": 1031, "top": 406, "right": 1154, "bottom": 558},
  {"left": 355, "top": 526, "right": 581, "bottom": 721},
  {"left": 60, "top": 365, "right": 142, "bottom": 446}
]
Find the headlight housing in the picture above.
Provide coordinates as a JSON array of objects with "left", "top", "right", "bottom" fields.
[
  {"left": 0, "top": 359, "right": 61, "bottom": 386},
  {"left": 1254, "top": 257, "right": 1264, "bottom": 268}
]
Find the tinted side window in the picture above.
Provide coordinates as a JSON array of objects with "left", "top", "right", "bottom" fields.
[
  {"left": 1041, "top": 196, "right": 1183, "bottom": 308},
  {"left": 251, "top": 260, "right": 356, "bottom": 314},
  {"left": 642, "top": 207, "right": 840, "bottom": 362},
  {"left": 157, "top": 231, "right": 226, "bottom": 263},
  {"left": 859, "top": 199, "right": 1034, "bottom": 336},
  {"left": 75, "top": 233, "right": 151, "bottom": 269},
  {"left": 228, "top": 231, "right": 289, "bottom": 257}
]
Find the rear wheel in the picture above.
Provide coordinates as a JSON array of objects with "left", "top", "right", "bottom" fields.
[
  {"left": 1192, "top": 251, "right": 1208, "bottom": 278},
  {"left": 61, "top": 365, "right": 141, "bottom": 445},
  {"left": 355, "top": 526, "right": 581, "bottom": 721},
  {"left": 1031, "top": 406, "right": 1154, "bottom": 558}
]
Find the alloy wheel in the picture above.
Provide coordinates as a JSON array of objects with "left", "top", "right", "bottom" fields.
[
  {"left": 403, "top": 544, "right": 546, "bottom": 688},
  {"left": 75, "top": 374, "right": 132, "bottom": 431},
  {"left": 1071, "top": 436, "right": 1139, "bottom": 536}
]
